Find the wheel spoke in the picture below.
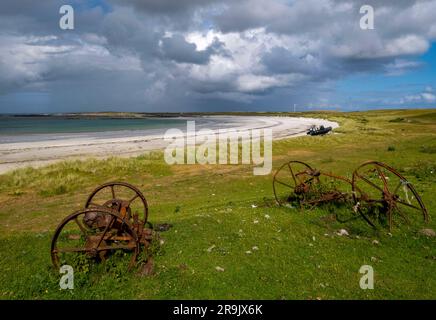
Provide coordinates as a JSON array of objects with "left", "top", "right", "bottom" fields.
[
  {"left": 393, "top": 180, "right": 403, "bottom": 195},
  {"left": 110, "top": 185, "right": 116, "bottom": 199},
  {"left": 287, "top": 163, "right": 297, "bottom": 185},
  {"left": 387, "top": 205, "right": 393, "bottom": 232},
  {"left": 393, "top": 203, "right": 410, "bottom": 224},
  {"left": 74, "top": 217, "right": 87, "bottom": 235},
  {"left": 360, "top": 211, "right": 377, "bottom": 228},
  {"left": 128, "top": 194, "right": 139, "bottom": 204},
  {"left": 375, "top": 166, "right": 389, "bottom": 193},
  {"left": 356, "top": 172, "right": 384, "bottom": 193},
  {"left": 275, "top": 179, "right": 294, "bottom": 189},
  {"left": 395, "top": 199, "right": 421, "bottom": 211},
  {"left": 96, "top": 216, "right": 116, "bottom": 249}
]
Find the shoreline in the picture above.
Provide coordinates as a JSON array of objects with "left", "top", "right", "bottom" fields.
[{"left": 0, "top": 115, "right": 338, "bottom": 174}]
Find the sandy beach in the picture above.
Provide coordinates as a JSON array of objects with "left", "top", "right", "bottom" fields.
[{"left": 0, "top": 116, "right": 338, "bottom": 174}]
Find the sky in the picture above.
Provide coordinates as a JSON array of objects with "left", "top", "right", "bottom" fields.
[{"left": 0, "top": 0, "right": 435, "bottom": 113}]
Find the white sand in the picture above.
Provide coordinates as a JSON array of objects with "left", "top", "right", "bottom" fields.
[{"left": 0, "top": 116, "right": 338, "bottom": 174}]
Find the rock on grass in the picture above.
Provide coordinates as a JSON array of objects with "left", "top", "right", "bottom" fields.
[
  {"left": 336, "top": 229, "right": 349, "bottom": 236},
  {"left": 419, "top": 228, "right": 435, "bottom": 237}
]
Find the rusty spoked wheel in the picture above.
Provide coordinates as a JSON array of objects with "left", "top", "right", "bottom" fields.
[
  {"left": 273, "top": 161, "right": 320, "bottom": 206},
  {"left": 85, "top": 182, "right": 148, "bottom": 227},
  {"left": 352, "top": 161, "right": 429, "bottom": 231},
  {"left": 51, "top": 208, "right": 140, "bottom": 271}
]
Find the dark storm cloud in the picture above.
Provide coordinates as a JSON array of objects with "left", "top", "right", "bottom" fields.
[
  {"left": 108, "top": 0, "right": 221, "bottom": 14},
  {"left": 100, "top": 7, "right": 162, "bottom": 60},
  {"left": 262, "top": 47, "right": 323, "bottom": 75},
  {"left": 107, "top": 0, "right": 229, "bottom": 31},
  {"left": 161, "top": 35, "right": 210, "bottom": 64},
  {"left": 160, "top": 34, "right": 225, "bottom": 64}
]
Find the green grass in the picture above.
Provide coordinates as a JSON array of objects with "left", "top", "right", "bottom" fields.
[{"left": 0, "top": 109, "right": 435, "bottom": 299}]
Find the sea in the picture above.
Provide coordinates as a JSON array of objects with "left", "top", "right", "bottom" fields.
[
  {"left": 0, "top": 115, "right": 242, "bottom": 144},
  {"left": 0, "top": 116, "right": 188, "bottom": 136},
  {"left": 0, "top": 116, "right": 196, "bottom": 143}
]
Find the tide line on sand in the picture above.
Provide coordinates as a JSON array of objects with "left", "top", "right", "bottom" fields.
[{"left": 0, "top": 116, "right": 338, "bottom": 174}]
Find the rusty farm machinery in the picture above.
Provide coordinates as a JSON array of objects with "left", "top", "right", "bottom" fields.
[
  {"left": 49, "top": 161, "right": 429, "bottom": 271},
  {"left": 51, "top": 182, "right": 156, "bottom": 271},
  {"left": 273, "top": 160, "right": 429, "bottom": 231}
]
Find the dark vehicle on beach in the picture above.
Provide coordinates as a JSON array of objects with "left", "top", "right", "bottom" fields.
[{"left": 307, "top": 125, "right": 332, "bottom": 136}]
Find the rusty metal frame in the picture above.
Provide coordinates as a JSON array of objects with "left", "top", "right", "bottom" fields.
[
  {"left": 273, "top": 160, "right": 429, "bottom": 231},
  {"left": 51, "top": 182, "right": 154, "bottom": 271}
]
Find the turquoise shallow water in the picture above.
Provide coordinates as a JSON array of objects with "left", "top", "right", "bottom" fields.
[{"left": 0, "top": 117, "right": 187, "bottom": 136}]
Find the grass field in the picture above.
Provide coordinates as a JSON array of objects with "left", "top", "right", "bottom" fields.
[{"left": 0, "top": 109, "right": 435, "bottom": 299}]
